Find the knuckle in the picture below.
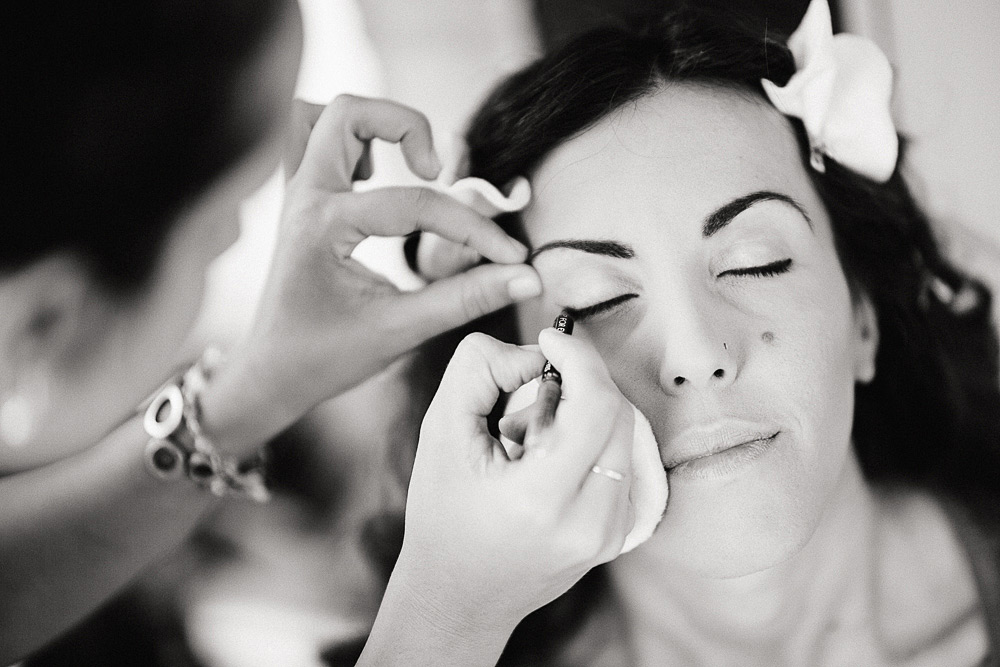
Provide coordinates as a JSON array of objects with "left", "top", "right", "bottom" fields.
[
  {"left": 330, "top": 93, "right": 359, "bottom": 113},
  {"left": 409, "top": 108, "right": 433, "bottom": 136},
  {"left": 459, "top": 279, "right": 497, "bottom": 322},
  {"left": 411, "top": 185, "right": 437, "bottom": 215},
  {"left": 322, "top": 195, "right": 355, "bottom": 232},
  {"left": 455, "top": 332, "right": 493, "bottom": 359}
]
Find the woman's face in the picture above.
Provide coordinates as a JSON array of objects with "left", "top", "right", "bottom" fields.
[{"left": 516, "top": 85, "right": 876, "bottom": 577}]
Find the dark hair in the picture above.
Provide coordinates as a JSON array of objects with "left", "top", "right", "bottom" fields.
[
  {"left": 2, "top": 0, "right": 285, "bottom": 293},
  {"left": 354, "top": 7, "right": 1000, "bottom": 666}
]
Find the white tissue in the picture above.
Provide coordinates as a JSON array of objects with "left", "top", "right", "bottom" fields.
[
  {"left": 444, "top": 176, "right": 531, "bottom": 218},
  {"left": 501, "top": 380, "right": 669, "bottom": 554}
]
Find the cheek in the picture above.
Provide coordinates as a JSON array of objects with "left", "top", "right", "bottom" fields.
[
  {"left": 738, "top": 262, "right": 859, "bottom": 527},
  {"left": 761, "top": 268, "right": 857, "bottom": 433}
]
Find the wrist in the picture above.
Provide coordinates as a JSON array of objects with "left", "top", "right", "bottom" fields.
[
  {"left": 363, "top": 564, "right": 517, "bottom": 667},
  {"left": 195, "top": 340, "right": 293, "bottom": 458},
  {"left": 139, "top": 351, "right": 269, "bottom": 502}
]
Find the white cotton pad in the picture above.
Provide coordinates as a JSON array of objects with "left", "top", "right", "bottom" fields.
[
  {"left": 444, "top": 176, "right": 532, "bottom": 217},
  {"left": 501, "top": 380, "right": 669, "bottom": 554}
]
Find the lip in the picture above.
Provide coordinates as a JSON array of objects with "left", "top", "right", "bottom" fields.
[{"left": 662, "top": 421, "right": 782, "bottom": 470}]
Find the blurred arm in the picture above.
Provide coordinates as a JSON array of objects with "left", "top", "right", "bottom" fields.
[{"left": 0, "top": 417, "right": 215, "bottom": 663}]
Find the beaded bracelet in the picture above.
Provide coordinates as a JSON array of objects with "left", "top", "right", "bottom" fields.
[{"left": 141, "top": 348, "right": 270, "bottom": 503}]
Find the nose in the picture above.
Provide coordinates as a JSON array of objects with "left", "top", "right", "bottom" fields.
[{"left": 651, "top": 290, "right": 736, "bottom": 393}]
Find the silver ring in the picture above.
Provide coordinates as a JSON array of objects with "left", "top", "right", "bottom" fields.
[{"left": 590, "top": 465, "right": 625, "bottom": 481}]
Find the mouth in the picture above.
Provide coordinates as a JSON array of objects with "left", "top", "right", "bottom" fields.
[{"left": 663, "top": 425, "right": 782, "bottom": 479}]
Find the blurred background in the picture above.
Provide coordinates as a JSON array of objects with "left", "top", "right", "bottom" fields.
[{"left": 24, "top": 2, "right": 999, "bottom": 666}]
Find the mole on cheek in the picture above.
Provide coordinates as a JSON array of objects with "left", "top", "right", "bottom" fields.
[{"left": 761, "top": 331, "right": 775, "bottom": 344}]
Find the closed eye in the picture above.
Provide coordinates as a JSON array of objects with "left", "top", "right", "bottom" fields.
[
  {"left": 719, "top": 258, "right": 793, "bottom": 278},
  {"left": 563, "top": 293, "right": 638, "bottom": 320}
]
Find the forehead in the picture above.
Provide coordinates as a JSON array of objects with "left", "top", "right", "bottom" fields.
[{"left": 524, "top": 84, "right": 815, "bottom": 244}]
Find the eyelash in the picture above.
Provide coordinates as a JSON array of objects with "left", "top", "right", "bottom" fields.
[
  {"left": 719, "top": 258, "right": 793, "bottom": 278},
  {"left": 563, "top": 259, "right": 793, "bottom": 321},
  {"left": 564, "top": 293, "right": 638, "bottom": 321}
]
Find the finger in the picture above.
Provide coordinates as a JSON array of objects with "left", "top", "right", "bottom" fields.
[
  {"left": 415, "top": 233, "right": 482, "bottom": 281},
  {"left": 284, "top": 99, "right": 326, "bottom": 180},
  {"left": 297, "top": 95, "right": 441, "bottom": 192},
  {"left": 437, "top": 135, "right": 470, "bottom": 185},
  {"left": 586, "top": 400, "right": 635, "bottom": 485},
  {"left": 353, "top": 141, "right": 374, "bottom": 181},
  {"left": 498, "top": 405, "right": 532, "bottom": 446},
  {"left": 572, "top": 470, "right": 633, "bottom": 564},
  {"left": 426, "top": 334, "right": 546, "bottom": 447},
  {"left": 536, "top": 327, "right": 615, "bottom": 391},
  {"left": 392, "top": 263, "right": 541, "bottom": 350},
  {"left": 534, "top": 328, "right": 634, "bottom": 479},
  {"left": 528, "top": 395, "right": 634, "bottom": 497},
  {"left": 522, "top": 379, "right": 562, "bottom": 447},
  {"left": 331, "top": 187, "right": 527, "bottom": 264},
  {"left": 497, "top": 376, "right": 539, "bottom": 458}
]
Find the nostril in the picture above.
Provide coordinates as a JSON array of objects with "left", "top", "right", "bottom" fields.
[
  {"left": 673, "top": 376, "right": 685, "bottom": 386},
  {"left": 713, "top": 368, "right": 725, "bottom": 378}
]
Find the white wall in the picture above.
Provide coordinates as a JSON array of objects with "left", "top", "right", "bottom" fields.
[{"left": 841, "top": 0, "right": 1000, "bottom": 292}]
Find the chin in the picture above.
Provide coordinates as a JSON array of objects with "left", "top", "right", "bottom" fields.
[{"left": 649, "top": 441, "right": 828, "bottom": 579}]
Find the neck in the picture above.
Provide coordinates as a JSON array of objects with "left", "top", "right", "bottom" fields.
[{"left": 611, "top": 453, "right": 880, "bottom": 662}]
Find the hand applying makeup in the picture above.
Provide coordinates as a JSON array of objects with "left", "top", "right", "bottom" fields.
[
  {"left": 198, "top": 96, "right": 542, "bottom": 454},
  {"left": 360, "top": 329, "right": 635, "bottom": 667}
]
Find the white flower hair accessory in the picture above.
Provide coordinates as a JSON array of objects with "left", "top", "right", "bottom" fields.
[{"left": 761, "top": 0, "right": 898, "bottom": 183}]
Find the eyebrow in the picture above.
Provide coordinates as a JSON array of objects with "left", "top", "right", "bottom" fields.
[
  {"left": 703, "top": 190, "right": 811, "bottom": 237},
  {"left": 528, "top": 190, "right": 810, "bottom": 261},
  {"left": 528, "top": 239, "right": 635, "bottom": 262}
]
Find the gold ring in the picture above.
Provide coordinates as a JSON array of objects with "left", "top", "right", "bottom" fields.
[{"left": 590, "top": 465, "right": 625, "bottom": 481}]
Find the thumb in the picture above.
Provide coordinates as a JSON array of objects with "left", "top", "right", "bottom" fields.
[
  {"left": 284, "top": 99, "right": 326, "bottom": 180},
  {"left": 396, "top": 264, "right": 541, "bottom": 346},
  {"left": 426, "top": 334, "right": 546, "bottom": 443},
  {"left": 416, "top": 232, "right": 482, "bottom": 281}
]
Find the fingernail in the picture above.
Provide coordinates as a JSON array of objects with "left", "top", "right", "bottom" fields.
[
  {"left": 507, "top": 237, "right": 529, "bottom": 260},
  {"left": 507, "top": 271, "right": 542, "bottom": 301}
]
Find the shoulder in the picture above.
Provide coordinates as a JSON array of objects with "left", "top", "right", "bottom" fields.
[{"left": 873, "top": 487, "right": 991, "bottom": 666}]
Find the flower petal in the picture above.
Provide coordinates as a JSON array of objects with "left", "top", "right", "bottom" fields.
[{"left": 761, "top": 0, "right": 898, "bottom": 182}]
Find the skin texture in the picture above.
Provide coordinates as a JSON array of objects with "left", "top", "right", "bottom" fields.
[{"left": 513, "top": 85, "right": 986, "bottom": 663}]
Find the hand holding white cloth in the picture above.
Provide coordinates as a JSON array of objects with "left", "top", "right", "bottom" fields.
[{"left": 501, "top": 379, "right": 669, "bottom": 553}]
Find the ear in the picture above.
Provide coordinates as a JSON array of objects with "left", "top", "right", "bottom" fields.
[
  {"left": 0, "top": 253, "right": 93, "bottom": 392},
  {"left": 851, "top": 291, "right": 879, "bottom": 384}
]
